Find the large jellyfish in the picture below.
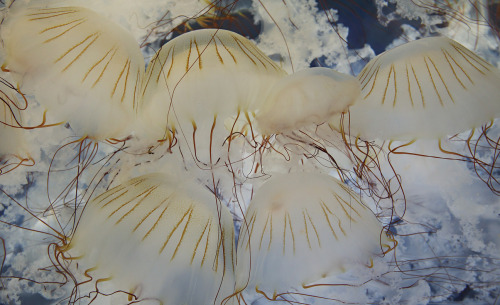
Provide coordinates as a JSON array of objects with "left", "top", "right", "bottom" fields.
[
  {"left": 1, "top": 4, "right": 144, "bottom": 140},
  {"left": 0, "top": 3, "right": 148, "bottom": 216},
  {"left": 139, "top": 28, "right": 285, "bottom": 168},
  {"left": 346, "top": 36, "right": 500, "bottom": 140},
  {"left": 235, "top": 172, "right": 393, "bottom": 300},
  {"left": 335, "top": 35, "right": 500, "bottom": 197},
  {"left": 54, "top": 172, "right": 236, "bottom": 304}
]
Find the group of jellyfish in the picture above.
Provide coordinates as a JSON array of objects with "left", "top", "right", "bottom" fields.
[{"left": 0, "top": 0, "right": 499, "bottom": 304}]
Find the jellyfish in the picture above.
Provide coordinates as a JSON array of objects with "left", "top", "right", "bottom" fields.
[
  {"left": 345, "top": 36, "right": 500, "bottom": 140},
  {"left": 139, "top": 28, "right": 286, "bottom": 168},
  {"left": 0, "top": 4, "right": 144, "bottom": 140},
  {"left": 58, "top": 172, "right": 236, "bottom": 304},
  {"left": 334, "top": 36, "right": 500, "bottom": 194},
  {"left": 255, "top": 67, "right": 361, "bottom": 135},
  {"left": 247, "top": 66, "right": 363, "bottom": 180},
  {"left": 0, "top": 3, "right": 150, "bottom": 218},
  {"left": 235, "top": 172, "right": 393, "bottom": 300}
]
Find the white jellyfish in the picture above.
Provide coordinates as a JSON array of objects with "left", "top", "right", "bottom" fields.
[
  {"left": 139, "top": 28, "right": 286, "bottom": 166},
  {"left": 0, "top": 4, "right": 144, "bottom": 140},
  {"left": 61, "top": 172, "right": 236, "bottom": 305},
  {"left": 235, "top": 172, "right": 392, "bottom": 299},
  {"left": 345, "top": 36, "right": 500, "bottom": 140},
  {"left": 324, "top": 36, "right": 500, "bottom": 194},
  {"left": 255, "top": 67, "right": 361, "bottom": 135}
]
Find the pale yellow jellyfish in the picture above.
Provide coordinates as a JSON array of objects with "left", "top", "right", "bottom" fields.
[
  {"left": 235, "top": 172, "right": 392, "bottom": 299},
  {"left": 255, "top": 67, "right": 361, "bottom": 135},
  {"left": 331, "top": 36, "right": 500, "bottom": 194},
  {"left": 346, "top": 36, "right": 500, "bottom": 140},
  {"left": 0, "top": 5, "right": 144, "bottom": 140},
  {"left": 139, "top": 28, "right": 286, "bottom": 165},
  {"left": 61, "top": 173, "right": 236, "bottom": 304}
]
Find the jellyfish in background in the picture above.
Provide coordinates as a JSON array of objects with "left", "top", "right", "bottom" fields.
[
  {"left": 0, "top": 0, "right": 499, "bottom": 305},
  {"left": 255, "top": 67, "right": 361, "bottom": 135}
]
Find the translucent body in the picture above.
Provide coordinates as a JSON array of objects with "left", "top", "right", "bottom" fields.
[
  {"left": 1, "top": 5, "right": 144, "bottom": 139},
  {"left": 256, "top": 67, "right": 361, "bottom": 134},
  {"left": 347, "top": 36, "right": 500, "bottom": 140},
  {"left": 236, "top": 172, "right": 388, "bottom": 295},
  {"left": 139, "top": 29, "right": 285, "bottom": 164},
  {"left": 67, "top": 173, "right": 236, "bottom": 304}
]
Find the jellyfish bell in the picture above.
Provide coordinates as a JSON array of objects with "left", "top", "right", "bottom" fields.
[
  {"left": 61, "top": 172, "right": 236, "bottom": 305},
  {"left": 0, "top": 4, "right": 145, "bottom": 140},
  {"left": 251, "top": 68, "right": 361, "bottom": 181},
  {"left": 344, "top": 36, "right": 500, "bottom": 141},
  {"left": 325, "top": 36, "right": 500, "bottom": 194},
  {"left": 235, "top": 172, "right": 393, "bottom": 299},
  {"left": 138, "top": 28, "right": 286, "bottom": 166},
  {"left": 255, "top": 67, "right": 361, "bottom": 135}
]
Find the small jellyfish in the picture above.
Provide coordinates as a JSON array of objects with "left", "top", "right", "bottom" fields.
[
  {"left": 60, "top": 173, "right": 236, "bottom": 304},
  {"left": 139, "top": 28, "right": 286, "bottom": 166},
  {"left": 255, "top": 67, "right": 361, "bottom": 135},
  {"left": 346, "top": 36, "right": 500, "bottom": 140},
  {"left": 0, "top": 4, "right": 144, "bottom": 140},
  {"left": 235, "top": 172, "right": 392, "bottom": 300}
]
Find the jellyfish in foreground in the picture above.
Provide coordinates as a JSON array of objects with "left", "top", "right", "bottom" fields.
[
  {"left": 235, "top": 172, "right": 393, "bottom": 300},
  {"left": 139, "top": 28, "right": 285, "bottom": 167},
  {"left": 59, "top": 173, "right": 236, "bottom": 305},
  {"left": 0, "top": 4, "right": 144, "bottom": 140},
  {"left": 346, "top": 36, "right": 500, "bottom": 140},
  {"left": 337, "top": 36, "right": 500, "bottom": 194},
  {"left": 0, "top": 3, "right": 148, "bottom": 214}
]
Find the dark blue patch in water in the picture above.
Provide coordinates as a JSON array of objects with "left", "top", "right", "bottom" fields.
[
  {"left": 318, "top": 0, "right": 421, "bottom": 54},
  {"left": 448, "top": 285, "right": 478, "bottom": 302},
  {"left": 13, "top": 242, "right": 23, "bottom": 254},
  {"left": 18, "top": 293, "right": 53, "bottom": 305},
  {"left": 12, "top": 214, "right": 24, "bottom": 227}
]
